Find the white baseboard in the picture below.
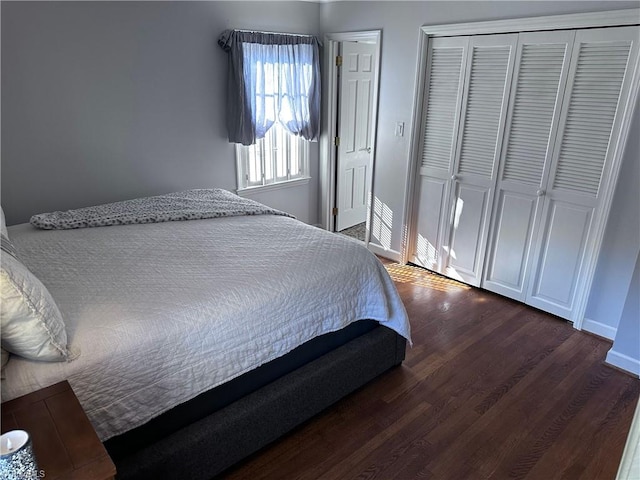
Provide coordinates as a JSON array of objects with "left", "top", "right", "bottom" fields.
[
  {"left": 368, "top": 242, "right": 401, "bottom": 262},
  {"left": 605, "top": 349, "right": 640, "bottom": 377},
  {"left": 582, "top": 317, "right": 617, "bottom": 340}
]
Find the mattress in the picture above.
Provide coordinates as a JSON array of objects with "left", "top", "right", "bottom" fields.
[{"left": 2, "top": 215, "right": 410, "bottom": 441}]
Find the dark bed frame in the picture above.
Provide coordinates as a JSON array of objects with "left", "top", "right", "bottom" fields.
[{"left": 107, "top": 323, "right": 406, "bottom": 479}]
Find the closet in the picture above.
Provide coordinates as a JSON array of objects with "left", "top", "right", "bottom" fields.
[{"left": 410, "top": 19, "right": 639, "bottom": 323}]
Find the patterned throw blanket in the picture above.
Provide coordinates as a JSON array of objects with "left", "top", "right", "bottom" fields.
[{"left": 30, "top": 189, "right": 294, "bottom": 230}]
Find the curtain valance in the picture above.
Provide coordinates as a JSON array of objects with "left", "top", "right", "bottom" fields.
[{"left": 218, "top": 29, "right": 321, "bottom": 146}]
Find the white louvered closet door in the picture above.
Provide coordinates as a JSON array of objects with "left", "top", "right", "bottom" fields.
[
  {"left": 526, "top": 26, "right": 640, "bottom": 320},
  {"left": 483, "top": 31, "right": 575, "bottom": 300},
  {"left": 412, "top": 36, "right": 468, "bottom": 271},
  {"left": 442, "top": 34, "right": 518, "bottom": 286}
]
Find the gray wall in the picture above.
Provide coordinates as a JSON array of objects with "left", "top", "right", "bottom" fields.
[
  {"left": 1, "top": 1, "right": 320, "bottom": 224},
  {"left": 585, "top": 98, "right": 640, "bottom": 337},
  {"left": 607, "top": 251, "right": 640, "bottom": 375}
]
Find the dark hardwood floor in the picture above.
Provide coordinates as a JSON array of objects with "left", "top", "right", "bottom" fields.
[{"left": 223, "top": 261, "right": 640, "bottom": 479}]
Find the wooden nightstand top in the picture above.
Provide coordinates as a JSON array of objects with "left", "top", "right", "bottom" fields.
[{"left": 1, "top": 381, "right": 116, "bottom": 480}]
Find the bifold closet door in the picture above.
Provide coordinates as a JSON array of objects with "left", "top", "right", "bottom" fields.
[
  {"left": 526, "top": 26, "right": 640, "bottom": 321},
  {"left": 412, "top": 34, "right": 517, "bottom": 286},
  {"left": 483, "top": 31, "right": 575, "bottom": 301}
]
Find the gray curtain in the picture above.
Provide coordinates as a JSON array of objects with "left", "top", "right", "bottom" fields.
[{"left": 218, "top": 30, "right": 321, "bottom": 146}]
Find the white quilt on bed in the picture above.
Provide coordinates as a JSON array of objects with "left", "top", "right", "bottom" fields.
[{"left": 2, "top": 215, "right": 410, "bottom": 441}]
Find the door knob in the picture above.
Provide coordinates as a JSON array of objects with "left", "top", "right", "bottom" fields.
[
  {"left": 537, "top": 189, "right": 545, "bottom": 197},
  {"left": 367, "top": 147, "right": 372, "bottom": 153},
  {"left": 451, "top": 174, "right": 459, "bottom": 181}
]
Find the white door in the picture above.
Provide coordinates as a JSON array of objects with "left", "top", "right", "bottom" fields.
[
  {"left": 442, "top": 34, "right": 518, "bottom": 286},
  {"left": 336, "top": 41, "right": 377, "bottom": 232},
  {"left": 483, "top": 30, "right": 575, "bottom": 300},
  {"left": 526, "top": 26, "right": 640, "bottom": 321},
  {"left": 411, "top": 36, "right": 469, "bottom": 271}
]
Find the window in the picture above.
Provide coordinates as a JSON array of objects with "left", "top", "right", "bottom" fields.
[
  {"left": 219, "top": 29, "right": 319, "bottom": 194},
  {"left": 236, "top": 122, "right": 309, "bottom": 193},
  {"left": 218, "top": 29, "right": 321, "bottom": 145}
]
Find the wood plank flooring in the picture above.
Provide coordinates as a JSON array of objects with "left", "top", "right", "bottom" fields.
[{"left": 222, "top": 261, "right": 640, "bottom": 480}]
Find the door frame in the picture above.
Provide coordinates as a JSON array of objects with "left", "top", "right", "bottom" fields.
[
  {"left": 403, "top": 8, "right": 640, "bottom": 330},
  {"left": 320, "top": 30, "right": 382, "bottom": 244}
]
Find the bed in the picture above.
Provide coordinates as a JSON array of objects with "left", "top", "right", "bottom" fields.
[{"left": 0, "top": 189, "right": 410, "bottom": 479}]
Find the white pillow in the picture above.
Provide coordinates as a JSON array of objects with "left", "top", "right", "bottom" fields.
[
  {"left": 1, "top": 236, "right": 78, "bottom": 362},
  {"left": 1, "top": 207, "right": 7, "bottom": 238}
]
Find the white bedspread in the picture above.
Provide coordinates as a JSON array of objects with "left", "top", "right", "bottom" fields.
[{"left": 2, "top": 215, "right": 410, "bottom": 440}]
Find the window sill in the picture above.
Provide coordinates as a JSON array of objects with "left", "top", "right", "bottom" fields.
[{"left": 236, "top": 177, "right": 311, "bottom": 197}]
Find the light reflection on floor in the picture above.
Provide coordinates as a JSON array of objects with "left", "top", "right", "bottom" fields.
[{"left": 384, "top": 263, "right": 470, "bottom": 293}]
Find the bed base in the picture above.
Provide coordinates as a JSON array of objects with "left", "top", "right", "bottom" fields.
[{"left": 112, "top": 325, "right": 406, "bottom": 479}]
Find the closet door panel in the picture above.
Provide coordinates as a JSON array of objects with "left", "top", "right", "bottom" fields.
[
  {"left": 528, "top": 200, "right": 592, "bottom": 316},
  {"left": 413, "top": 176, "right": 447, "bottom": 269},
  {"left": 443, "top": 33, "right": 518, "bottom": 286},
  {"left": 549, "top": 27, "right": 639, "bottom": 199},
  {"left": 411, "top": 36, "right": 468, "bottom": 271},
  {"left": 420, "top": 37, "right": 468, "bottom": 174},
  {"left": 527, "top": 26, "right": 640, "bottom": 321},
  {"left": 483, "top": 31, "right": 575, "bottom": 299},
  {"left": 483, "top": 190, "right": 537, "bottom": 298},
  {"left": 446, "top": 183, "right": 490, "bottom": 281}
]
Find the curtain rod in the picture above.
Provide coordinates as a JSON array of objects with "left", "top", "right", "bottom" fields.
[{"left": 233, "top": 29, "right": 315, "bottom": 38}]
